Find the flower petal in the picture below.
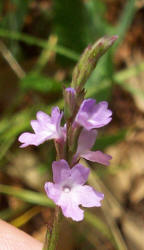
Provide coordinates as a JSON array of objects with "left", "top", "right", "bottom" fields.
[
  {"left": 18, "top": 132, "right": 46, "bottom": 147},
  {"left": 44, "top": 182, "right": 61, "bottom": 204},
  {"left": 91, "top": 101, "right": 112, "bottom": 128},
  {"left": 36, "top": 111, "right": 51, "bottom": 123},
  {"left": 77, "top": 129, "right": 97, "bottom": 154},
  {"left": 79, "top": 99, "right": 96, "bottom": 113},
  {"left": 62, "top": 203, "right": 84, "bottom": 221},
  {"left": 36, "top": 111, "right": 57, "bottom": 135},
  {"left": 81, "top": 150, "right": 112, "bottom": 166},
  {"left": 51, "top": 107, "right": 61, "bottom": 123},
  {"left": 70, "top": 164, "right": 90, "bottom": 185},
  {"left": 51, "top": 107, "right": 63, "bottom": 137},
  {"left": 30, "top": 120, "right": 40, "bottom": 133},
  {"left": 75, "top": 99, "right": 95, "bottom": 128},
  {"left": 75, "top": 185, "right": 104, "bottom": 207},
  {"left": 52, "top": 160, "right": 70, "bottom": 184},
  {"left": 58, "top": 195, "right": 84, "bottom": 221}
]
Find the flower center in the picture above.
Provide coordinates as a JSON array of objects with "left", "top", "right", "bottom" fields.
[{"left": 63, "top": 185, "right": 71, "bottom": 193}]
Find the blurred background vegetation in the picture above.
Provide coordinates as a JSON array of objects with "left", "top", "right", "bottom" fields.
[{"left": 0, "top": 0, "right": 144, "bottom": 249}]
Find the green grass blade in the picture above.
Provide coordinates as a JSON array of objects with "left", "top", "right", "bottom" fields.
[
  {"left": 0, "top": 184, "right": 54, "bottom": 207},
  {"left": 0, "top": 29, "right": 79, "bottom": 61},
  {"left": 112, "top": 0, "right": 136, "bottom": 47}
]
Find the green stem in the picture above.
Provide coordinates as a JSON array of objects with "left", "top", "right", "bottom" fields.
[
  {"left": 43, "top": 207, "right": 61, "bottom": 250},
  {"left": 42, "top": 227, "right": 51, "bottom": 250},
  {"left": 48, "top": 207, "right": 61, "bottom": 250}
]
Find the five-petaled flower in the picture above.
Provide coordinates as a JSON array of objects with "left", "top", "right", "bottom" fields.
[
  {"left": 75, "top": 99, "right": 112, "bottom": 130},
  {"left": 44, "top": 159, "right": 104, "bottom": 221},
  {"left": 18, "top": 107, "right": 64, "bottom": 148}
]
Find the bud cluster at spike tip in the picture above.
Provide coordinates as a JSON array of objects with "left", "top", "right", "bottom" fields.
[
  {"left": 72, "top": 35, "right": 118, "bottom": 90},
  {"left": 18, "top": 35, "right": 117, "bottom": 221}
]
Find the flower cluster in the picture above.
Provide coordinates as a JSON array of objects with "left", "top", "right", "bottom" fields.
[{"left": 18, "top": 88, "right": 112, "bottom": 221}]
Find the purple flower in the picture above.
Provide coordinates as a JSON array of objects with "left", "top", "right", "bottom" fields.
[
  {"left": 18, "top": 107, "right": 64, "bottom": 148},
  {"left": 73, "top": 129, "right": 112, "bottom": 166},
  {"left": 44, "top": 159, "right": 104, "bottom": 221},
  {"left": 75, "top": 99, "right": 112, "bottom": 130}
]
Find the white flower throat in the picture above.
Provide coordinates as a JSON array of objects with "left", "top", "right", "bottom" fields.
[{"left": 63, "top": 185, "right": 71, "bottom": 193}]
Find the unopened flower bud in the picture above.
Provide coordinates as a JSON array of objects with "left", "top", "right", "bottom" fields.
[{"left": 64, "top": 87, "right": 76, "bottom": 119}]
